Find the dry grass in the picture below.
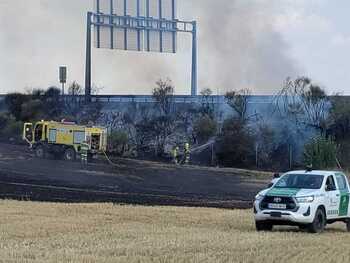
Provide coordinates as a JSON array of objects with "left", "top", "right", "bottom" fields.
[{"left": 1, "top": 201, "right": 350, "bottom": 263}]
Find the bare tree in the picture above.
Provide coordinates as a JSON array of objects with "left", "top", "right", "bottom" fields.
[
  {"left": 64, "top": 81, "right": 103, "bottom": 124},
  {"left": 150, "top": 79, "right": 176, "bottom": 156},
  {"left": 225, "top": 88, "right": 251, "bottom": 122},
  {"left": 152, "top": 79, "right": 175, "bottom": 116},
  {"left": 275, "top": 77, "right": 329, "bottom": 133},
  {"left": 91, "top": 84, "right": 104, "bottom": 95},
  {"left": 200, "top": 88, "right": 213, "bottom": 97},
  {"left": 68, "top": 81, "right": 83, "bottom": 96},
  {"left": 199, "top": 88, "right": 215, "bottom": 117}
]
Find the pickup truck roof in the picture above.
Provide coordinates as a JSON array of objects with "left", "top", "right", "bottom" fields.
[{"left": 286, "top": 170, "right": 343, "bottom": 176}]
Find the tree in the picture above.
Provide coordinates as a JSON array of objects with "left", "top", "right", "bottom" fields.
[
  {"left": 135, "top": 115, "right": 155, "bottom": 153},
  {"left": 225, "top": 88, "right": 251, "bottom": 122},
  {"left": 200, "top": 88, "right": 215, "bottom": 117},
  {"left": 326, "top": 95, "right": 350, "bottom": 169},
  {"left": 0, "top": 112, "right": 10, "bottom": 130},
  {"left": 43, "top": 86, "right": 62, "bottom": 119},
  {"left": 151, "top": 79, "right": 176, "bottom": 156},
  {"left": 152, "top": 79, "right": 174, "bottom": 116},
  {"left": 108, "top": 131, "right": 129, "bottom": 156},
  {"left": 64, "top": 82, "right": 84, "bottom": 119},
  {"left": 5, "top": 93, "right": 30, "bottom": 121},
  {"left": 30, "top": 88, "right": 45, "bottom": 99},
  {"left": 0, "top": 113, "right": 23, "bottom": 142},
  {"left": 193, "top": 115, "right": 217, "bottom": 144},
  {"left": 68, "top": 81, "right": 83, "bottom": 96},
  {"left": 275, "top": 77, "right": 329, "bottom": 134},
  {"left": 216, "top": 118, "right": 255, "bottom": 168},
  {"left": 78, "top": 102, "right": 102, "bottom": 125},
  {"left": 255, "top": 124, "right": 276, "bottom": 169},
  {"left": 151, "top": 116, "right": 176, "bottom": 156},
  {"left": 20, "top": 99, "right": 44, "bottom": 121},
  {"left": 304, "top": 136, "right": 339, "bottom": 169},
  {"left": 327, "top": 95, "right": 350, "bottom": 140}
]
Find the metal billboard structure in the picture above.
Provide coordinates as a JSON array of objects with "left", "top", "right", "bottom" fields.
[{"left": 85, "top": 0, "right": 197, "bottom": 101}]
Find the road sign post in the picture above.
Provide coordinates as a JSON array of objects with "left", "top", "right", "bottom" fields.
[{"left": 84, "top": 0, "right": 198, "bottom": 102}]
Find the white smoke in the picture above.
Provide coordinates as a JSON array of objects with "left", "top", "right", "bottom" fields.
[{"left": 0, "top": 0, "right": 299, "bottom": 95}]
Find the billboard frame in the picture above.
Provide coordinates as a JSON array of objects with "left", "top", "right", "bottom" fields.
[{"left": 85, "top": 0, "right": 197, "bottom": 101}]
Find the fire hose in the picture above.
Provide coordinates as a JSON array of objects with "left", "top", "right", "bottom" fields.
[{"left": 102, "top": 150, "right": 119, "bottom": 167}]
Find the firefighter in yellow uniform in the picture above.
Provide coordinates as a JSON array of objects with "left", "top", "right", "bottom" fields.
[
  {"left": 172, "top": 146, "right": 179, "bottom": 165},
  {"left": 184, "top": 143, "right": 191, "bottom": 165},
  {"left": 80, "top": 141, "right": 90, "bottom": 167}
]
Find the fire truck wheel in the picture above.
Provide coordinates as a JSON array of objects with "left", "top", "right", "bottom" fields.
[{"left": 63, "top": 148, "right": 76, "bottom": 161}]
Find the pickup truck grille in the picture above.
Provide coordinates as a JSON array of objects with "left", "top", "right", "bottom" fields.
[{"left": 260, "top": 196, "right": 298, "bottom": 211}]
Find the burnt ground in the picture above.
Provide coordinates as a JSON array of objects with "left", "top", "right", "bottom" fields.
[{"left": 0, "top": 143, "right": 270, "bottom": 209}]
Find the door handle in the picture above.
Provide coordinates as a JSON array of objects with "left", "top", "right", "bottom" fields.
[{"left": 336, "top": 194, "right": 340, "bottom": 197}]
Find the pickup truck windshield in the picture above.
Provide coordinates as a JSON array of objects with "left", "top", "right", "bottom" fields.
[{"left": 275, "top": 174, "right": 324, "bottom": 190}]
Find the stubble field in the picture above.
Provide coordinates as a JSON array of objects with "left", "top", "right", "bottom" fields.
[{"left": 1, "top": 201, "right": 350, "bottom": 263}]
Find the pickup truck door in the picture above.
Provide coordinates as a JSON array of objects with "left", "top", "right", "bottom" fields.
[
  {"left": 335, "top": 173, "right": 350, "bottom": 217},
  {"left": 325, "top": 175, "right": 341, "bottom": 219}
]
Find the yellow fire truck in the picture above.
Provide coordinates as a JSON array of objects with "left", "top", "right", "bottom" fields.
[{"left": 23, "top": 120, "right": 107, "bottom": 161}]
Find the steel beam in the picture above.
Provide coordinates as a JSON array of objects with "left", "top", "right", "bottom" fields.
[
  {"left": 191, "top": 21, "right": 197, "bottom": 96},
  {"left": 85, "top": 12, "right": 92, "bottom": 103}
]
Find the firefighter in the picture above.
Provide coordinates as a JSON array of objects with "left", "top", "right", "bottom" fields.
[
  {"left": 172, "top": 146, "right": 179, "bottom": 165},
  {"left": 184, "top": 142, "right": 191, "bottom": 165},
  {"left": 80, "top": 140, "right": 89, "bottom": 167}
]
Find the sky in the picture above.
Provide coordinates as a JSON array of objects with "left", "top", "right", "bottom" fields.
[{"left": 0, "top": 0, "right": 349, "bottom": 95}]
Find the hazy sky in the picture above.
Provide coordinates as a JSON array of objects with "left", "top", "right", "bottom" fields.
[{"left": 0, "top": 0, "right": 349, "bottom": 95}]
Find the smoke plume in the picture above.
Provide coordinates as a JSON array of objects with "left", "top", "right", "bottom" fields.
[{"left": 0, "top": 0, "right": 299, "bottom": 95}]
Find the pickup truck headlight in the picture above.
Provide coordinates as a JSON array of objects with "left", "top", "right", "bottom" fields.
[
  {"left": 255, "top": 194, "right": 265, "bottom": 201},
  {"left": 296, "top": 196, "right": 314, "bottom": 203}
]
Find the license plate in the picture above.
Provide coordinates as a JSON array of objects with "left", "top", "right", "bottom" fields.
[
  {"left": 268, "top": 203, "right": 286, "bottom": 209},
  {"left": 270, "top": 212, "right": 282, "bottom": 218}
]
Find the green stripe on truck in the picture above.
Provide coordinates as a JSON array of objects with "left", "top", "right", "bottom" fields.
[
  {"left": 339, "top": 190, "right": 350, "bottom": 217},
  {"left": 266, "top": 188, "right": 300, "bottom": 197}
]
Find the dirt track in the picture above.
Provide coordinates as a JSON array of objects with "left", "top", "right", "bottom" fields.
[{"left": 0, "top": 143, "right": 270, "bottom": 209}]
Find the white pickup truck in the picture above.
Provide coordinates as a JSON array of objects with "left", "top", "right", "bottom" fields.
[{"left": 254, "top": 170, "right": 350, "bottom": 233}]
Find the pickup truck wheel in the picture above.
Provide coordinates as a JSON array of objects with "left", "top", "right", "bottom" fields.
[
  {"left": 299, "top": 225, "right": 308, "bottom": 231},
  {"left": 256, "top": 221, "right": 273, "bottom": 231},
  {"left": 308, "top": 208, "right": 326, "bottom": 233},
  {"left": 346, "top": 219, "right": 350, "bottom": 232},
  {"left": 63, "top": 148, "right": 76, "bottom": 161},
  {"left": 35, "top": 145, "right": 46, "bottom": 159}
]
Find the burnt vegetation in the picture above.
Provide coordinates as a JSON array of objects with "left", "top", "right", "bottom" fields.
[{"left": 1, "top": 76, "right": 350, "bottom": 170}]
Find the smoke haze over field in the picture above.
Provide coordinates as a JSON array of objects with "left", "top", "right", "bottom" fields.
[
  {"left": 185, "top": 0, "right": 298, "bottom": 94},
  {"left": 0, "top": 0, "right": 349, "bottom": 95}
]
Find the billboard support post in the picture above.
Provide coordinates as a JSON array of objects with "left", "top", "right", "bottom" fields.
[
  {"left": 85, "top": 12, "right": 92, "bottom": 103},
  {"left": 191, "top": 21, "right": 197, "bottom": 97}
]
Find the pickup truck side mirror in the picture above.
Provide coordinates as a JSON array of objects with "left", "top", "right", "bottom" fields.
[{"left": 273, "top": 173, "right": 281, "bottom": 179}]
